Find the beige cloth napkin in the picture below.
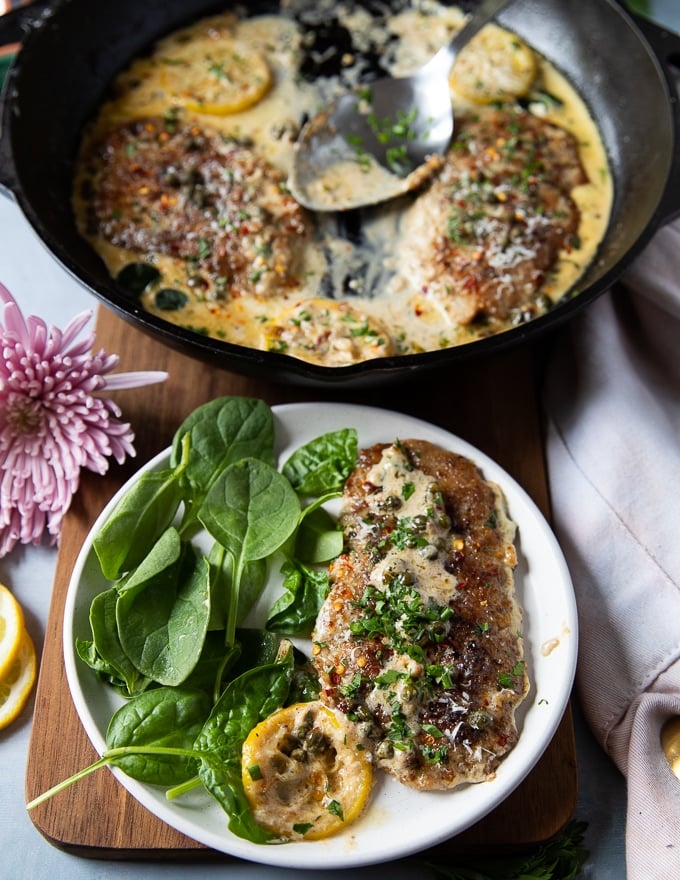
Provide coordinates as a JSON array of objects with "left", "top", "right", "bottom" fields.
[{"left": 543, "top": 220, "right": 680, "bottom": 878}]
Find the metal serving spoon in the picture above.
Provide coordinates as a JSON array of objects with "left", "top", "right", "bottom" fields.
[{"left": 288, "top": 0, "right": 514, "bottom": 212}]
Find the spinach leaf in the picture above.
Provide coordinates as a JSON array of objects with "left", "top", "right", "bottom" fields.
[
  {"left": 180, "top": 630, "right": 242, "bottom": 698},
  {"left": 106, "top": 687, "right": 211, "bottom": 785},
  {"left": 282, "top": 428, "right": 357, "bottom": 496},
  {"left": 199, "top": 458, "right": 300, "bottom": 646},
  {"left": 206, "top": 543, "right": 268, "bottom": 632},
  {"left": 78, "top": 588, "right": 151, "bottom": 695},
  {"left": 75, "top": 639, "right": 127, "bottom": 692},
  {"left": 170, "top": 397, "right": 275, "bottom": 527},
  {"left": 115, "top": 525, "right": 182, "bottom": 597},
  {"left": 94, "top": 433, "right": 191, "bottom": 581},
  {"left": 116, "top": 530, "right": 211, "bottom": 686},
  {"left": 229, "top": 628, "right": 284, "bottom": 677},
  {"left": 295, "top": 505, "right": 343, "bottom": 563},
  {"left": 266, "top": 559, "right": 330, "bottom": 636},
  {"left": 195, "top": 643, "right": 294, "bottom": 842}
]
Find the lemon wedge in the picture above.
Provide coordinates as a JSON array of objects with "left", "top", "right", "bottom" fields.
[
  {"left": 242, "top": 701, "right": 373, "bottom": 840},
  {"left": 0, "top": 626, "right": 37, "bottom": 731},
  {"left": 159, "top": 37, "right": 271, "bottom": 115},
  {"left": 0, "top": 583, "right": 25, "bottom": 680},
  {"left": 450, "top": 23, "right": 537, "bottom": 105}
]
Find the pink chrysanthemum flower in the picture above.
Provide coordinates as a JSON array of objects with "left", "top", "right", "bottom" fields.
[{"left": 0, "top": 283, "right": 168, "bottom": 558}]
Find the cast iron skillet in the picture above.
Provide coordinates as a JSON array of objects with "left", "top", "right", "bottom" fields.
[{"left": 1, "top": 0, "right": 679, "bottom": 388}]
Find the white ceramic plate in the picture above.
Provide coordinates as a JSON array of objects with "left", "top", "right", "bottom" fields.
[{"left": 63, "top": 402, "right": 577, "bottom": 870}]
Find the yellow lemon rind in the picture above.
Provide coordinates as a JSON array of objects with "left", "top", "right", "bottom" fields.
[
  {"left": 241, "top": 701, "right": 373, "bottom": 841},
  {"left": 0, "top": 627, "right": 37, "bottom": 731},
  {"left": 0, "top": 583, "right": 26, "bottom": 681},
  {"left": 158, "top": 38, "right": 272, "bottom": 116}
]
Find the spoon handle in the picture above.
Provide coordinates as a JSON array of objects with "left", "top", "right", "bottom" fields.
[{"left": 422, "top": 0, "right": 515, "bottom": 77}]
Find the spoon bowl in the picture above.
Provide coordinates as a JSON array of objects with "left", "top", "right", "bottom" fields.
[{"left": 288, "top": 0, "right": 514, "bottom": 212}]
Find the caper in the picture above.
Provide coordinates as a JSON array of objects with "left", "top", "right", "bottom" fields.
[
  {"left": 412, "top": 514, "right": 428, "bottom": 532},
  {"left": 278, "top": 733, "right": 302, "bottom": 756},
  {"left": 351, "top": 704, "right": 373, "bottom": 723},
  {"left": 419, "top": 544, "right": 439, "bottom": 560},
  {"left": 467, "top": 709, "right": 493, "bottom": 730},
  {"left": 382, "top": 559, "right": 406, "bottom": 583},
  {"left": 293, "top": 712, "right": 315, "bottom": 741},
  {"left": 375, "top": 740, "right": 394, "bottom": 759},
  {"left": 306, "top": 730, "right": 331, "bottom": 754},
  {"left": 290, "top": 747, "right": 308, "bottom": 763},
  {"left": 401, "top": 684, "right": 417, "bottom": 702},
  {"left": 378, "top": 494, "right": 402, "bottom": 511}
]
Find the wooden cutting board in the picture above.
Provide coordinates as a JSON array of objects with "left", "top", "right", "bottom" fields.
[{"left": 25, "top": 308, "right": 577, "bottom": 860}]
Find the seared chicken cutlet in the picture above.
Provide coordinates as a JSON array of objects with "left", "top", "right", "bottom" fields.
[
  {"left": 313, "top": 439, "right": 528, "bottom": 791},
  {"left": 400, "top": 107, "right": 586, "bottom": 327},
  {"left": 77, "top": 116, "right": 309, "bottom": 299}
]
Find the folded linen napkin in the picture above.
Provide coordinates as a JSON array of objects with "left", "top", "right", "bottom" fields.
[{"left": 543, "top": 219, "right": 680, "bottom": 879}]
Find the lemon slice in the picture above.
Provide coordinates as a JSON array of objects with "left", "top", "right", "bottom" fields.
[
  {"left": 242, "top": 701, "right": 373, "bottom": 840},
  {"left": 159, "top": 37, "right": 271, "bottom": 115},
  {"left": 0, "top": 583, "right": 25, "bottom": 680},
  {"left": 0, "top": 627, "right": 37, "bottom": 731},
  {"left": 450, "top": 23, "right": 537, "bottom": 104}
]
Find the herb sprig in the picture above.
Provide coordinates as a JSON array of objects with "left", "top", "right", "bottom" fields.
[{"left": 426, "top": 820, "right": 589, "bottom": 879}]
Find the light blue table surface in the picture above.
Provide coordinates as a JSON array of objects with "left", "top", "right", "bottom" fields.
[{"left": 1, "top": 3, "right": 678, "bottom": 877}]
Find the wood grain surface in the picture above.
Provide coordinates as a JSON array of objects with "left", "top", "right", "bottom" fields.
[{"left": 25, "top": 308, "right": 577, "bottom": 860}]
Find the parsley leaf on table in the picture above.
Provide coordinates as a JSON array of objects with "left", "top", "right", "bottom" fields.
[{"left": 426, "top": 821, "right": 589, "bottom": 880}]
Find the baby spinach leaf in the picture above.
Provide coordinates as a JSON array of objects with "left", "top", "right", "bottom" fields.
[
  {"left": 206, "top": 543, "right": 267, "bottom": 632},
  {"left": 230, "top": 628, "right": 283, "bottom": 677},
  {"left": 115, "top": 526, "right": 183, "bottom": 598},
  {"left": 75, "top": 639, "right": 127, "bottom": 692},
  {"left": 170, "top": 398, "right": 275, "bottom": 527},
  {"left": 200, "top": 458, "right": 300, "bottom": 562},
  {"left": 266, "top": 559, "right": 330, "bottom": 636},
  {"left": 80, "top": 588, "right": 151, "bottom": 695},
  {"left": 116, "top": 533, "right": 211, "bottom": 686},
  {"left": 106, "top": 687, "right": 211, "bottom": 785},
  {"left": 281, "top": 427, "right": 357, "bottom": 496},
  {"left": 180, "top": 630, "right": 242, "bottom": 699},
  {"left": 195, "top": 644, "right": 294, "bottom": 843},
  {"left": 94, "top": 433, "right": 191, "bottom": 581},
  {"left": 295, "top": 505, "right": 343, "bottom": 563},
  {"left": 199, "top": 458, "right": 300, "bottom": 646}
]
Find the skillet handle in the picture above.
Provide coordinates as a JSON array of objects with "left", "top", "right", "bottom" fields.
[
  {"left": 0, "top": 0, "right": 55, "bottom": 197},
  {"left": 632, "top": 12, "right": 680, "bottom": 226}
]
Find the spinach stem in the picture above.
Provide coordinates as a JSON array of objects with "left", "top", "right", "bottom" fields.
[
  {"left": 26, "top": 745, "right": 204, "bottom": 812},
  {"left": 165, "top": 775, "right": 202, "bottom": 801},
  {"left": 26, "top": 755, "right": 113, "bottom": 811}
]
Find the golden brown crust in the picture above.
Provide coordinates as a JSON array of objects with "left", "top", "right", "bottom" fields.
[
  {"left": 77, "top": 116, "right": 309, "bottom": 299},
  {"left": 402, "top": 107, "right": 587, "bottom": 326},
  {"left": 313, "top": 439, "right": 528, "bottom": 791}
]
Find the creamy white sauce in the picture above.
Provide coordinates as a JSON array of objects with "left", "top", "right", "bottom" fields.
[{"left": 74, "top": 1, "right": 613, "bottom": 365}]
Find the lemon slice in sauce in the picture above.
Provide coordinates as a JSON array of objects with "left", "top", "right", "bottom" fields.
[
  {"left": 450, "top": 23, "right": 537, "bottom": 104},
  {"left": 159, "top": 37, "right": 271, "bottom": 115},
  {"left": 242, "top": 701, "right": 373, "bottom": 840}
]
